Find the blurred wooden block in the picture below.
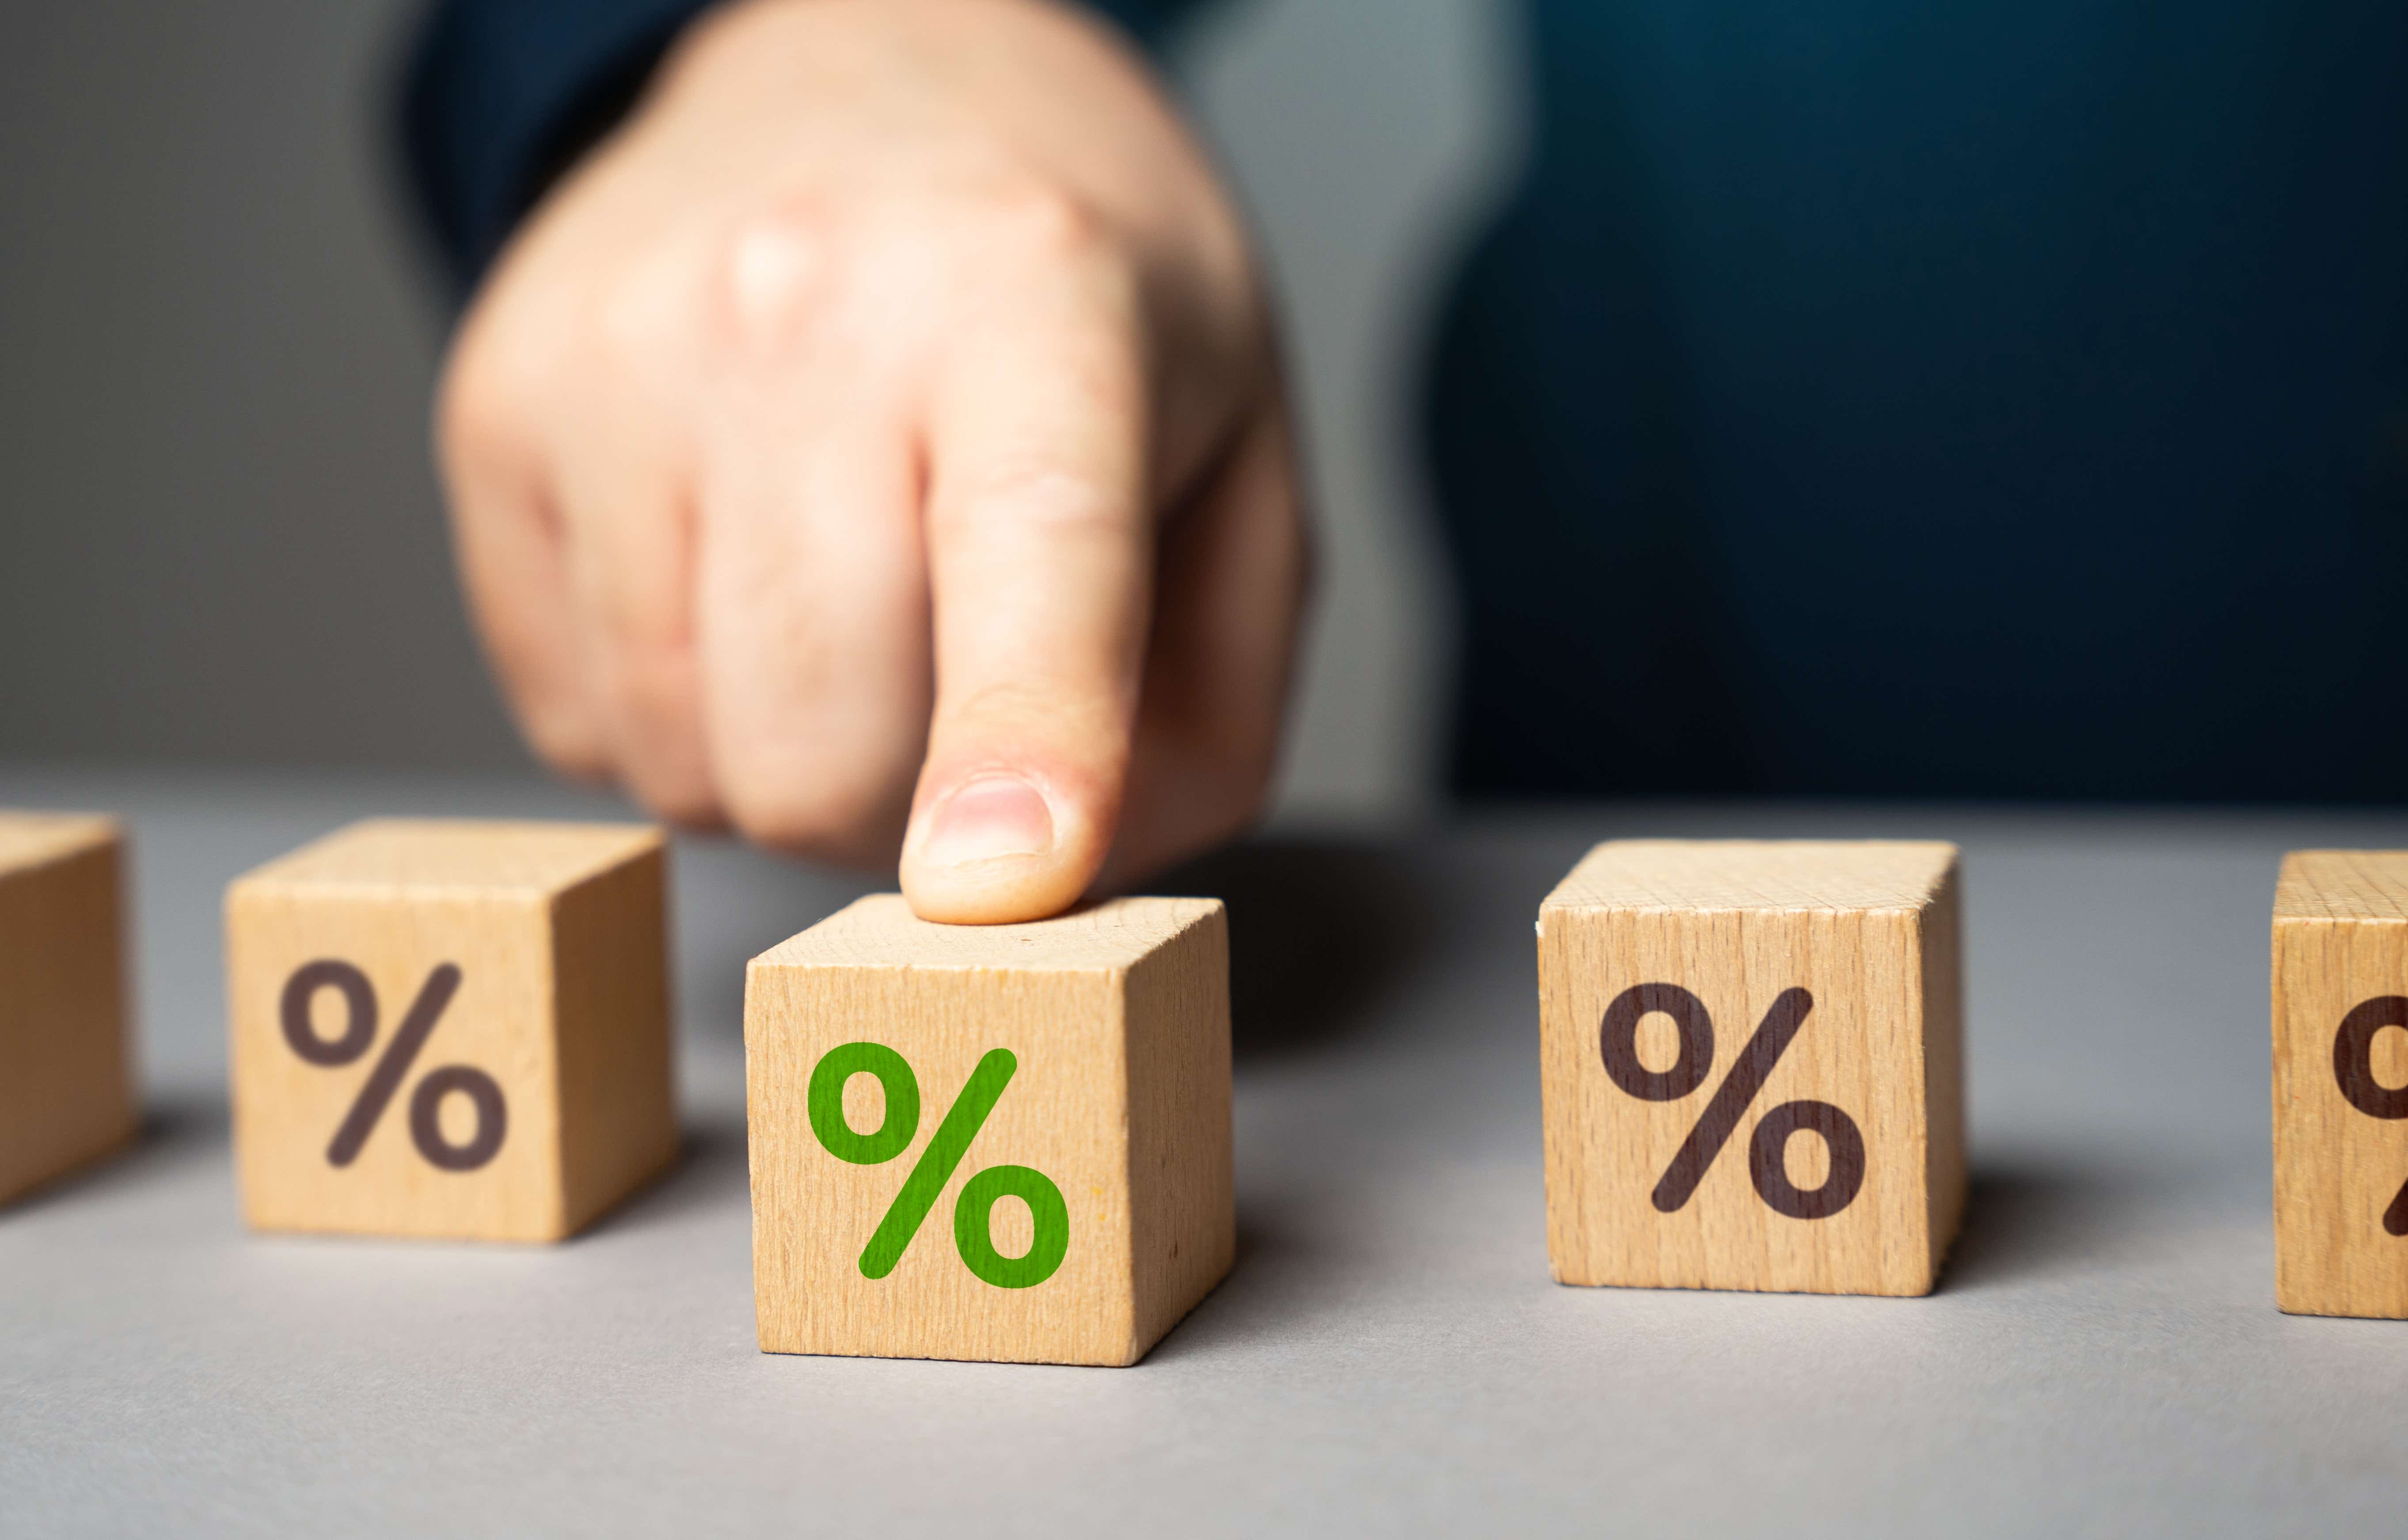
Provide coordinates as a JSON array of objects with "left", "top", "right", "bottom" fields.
[
  {"left": 1537, "top": 840, "right": 1965, "bottom": 1297},
  {"left": 746, "top": 895, "right": 1232, "bottom": 1366},
  {"left": 226, "top": 818, "right": 674, "bottom": 1242},
  {"left": 0, "top": 812, "right": 136, "bottom": 1206},
  {"left": 2273, "top": 850, "right": 2408, "bottom": 1319}
]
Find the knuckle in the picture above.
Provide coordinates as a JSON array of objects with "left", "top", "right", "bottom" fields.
[
  {"left": 717, "top": 752, "right": 907, "bottom": 862},
  {"left": 437, "top": 299, "right": 582, "bottom": 483},
  {"left": 965, "top": 179, "right": 1110, "bottom": 266},
  {"left": 592, "top": 635, "right": 695, "bottom": 732},
  {"left": 515, "top": 698, "right": 611, "bottom": 784},
  {"left": 946, "top": 179, "right": 1137, "bottom": 322},
  {"left": 616, "top": 753, "right": 722, "bottom": 830},
  {"left": 584, "top": 644, "right": 717, "bottom": 824},
  {"left": 588, "top": 558, "right": 693, "bottom": 657},
  {"left": 433, "top": 324, "right": 531, "bottom": 475},
  {"left": 950, "top": 461, "right": 1130, "bottom": 540},
  {"left": 638, "top": 787, "right": 727, "bottom": 833},
  {"left": 948, "top": 678, "right": 1107, "bottom": 733},
  {"left": 578, "top": 649, "right": 720, "bottom": 825},
  {"left": 710, "top": 200, "right": 836, "bottom": 354}
]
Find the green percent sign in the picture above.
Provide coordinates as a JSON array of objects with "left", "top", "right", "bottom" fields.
[{"left": 808, "top": 1042, "right": 1069, "bottom": 1288}]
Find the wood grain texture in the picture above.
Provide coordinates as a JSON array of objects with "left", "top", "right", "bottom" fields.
[
  {"left": 1537, "top": 840, "right": 1964, "bottom": 1297},
  {"left": 745, "top": 895, "right": 1232, "bottom": 1366},
  {"left": 225, "top": 819, "right": 673, "bottom": 1242},
  {"left": 551, "top": 853, "right": 677, "bottom": 1234},
  {"left": 2272, "top": 850, "right": 2408, "bottom": 1318},
  {"left": 0, "top": 812, "right": 135, "bottom": 1206}
]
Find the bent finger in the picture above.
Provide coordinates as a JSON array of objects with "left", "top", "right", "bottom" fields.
[
  {"left": 550, "top": 389, "right": 719, "bottom": 826},
  {"left": 693, "top": 390, "right": 932, "bottom": 866},
  {"left": 433, "top": 356, "right": 610, "bottom": 780},
  {"left": 1101, "top": 393, "right": 1310, "bottom": 890}
]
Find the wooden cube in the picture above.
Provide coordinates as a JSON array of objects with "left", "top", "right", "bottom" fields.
[
  {"left": 745, "top": 895, "right": 1232, "bottom": 1366},
  {"left": 1537, "top": 840, "right": 1965, "bottom": 1297},
  {"left": 226, "top": 818, "right": 675, "bottom": 1242},
  {"left": 0, "top": 812, "right": 136, "bottom": 1206},
  {"left": 2273, "top": 850, "right": 2408, "bottom": 1319}
]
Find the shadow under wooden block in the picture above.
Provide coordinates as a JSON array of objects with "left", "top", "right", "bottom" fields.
[
  {"left": 746, "top": 895, "right": 1234, "bottom": 1366},
  {"left": 225, "top": 818, "right": 677, "bottom": 1243},
  {"left": 2274, "top": 850, "right": 2408, "bottom": 1319},
  {"left": 1537, "top": 839, "right": 1966, "bottom": 1297},
  {"left": 0, "top": 811, "right": 137, "bottom": 1208},
  {"left": 1160, "top": 839, "right": 1436, "bottom": 1061}
]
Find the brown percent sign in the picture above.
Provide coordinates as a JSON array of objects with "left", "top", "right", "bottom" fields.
[
  {"left": 2334, "top": 995, "right": 2408, "bottom": 1237},
  {"left": 280, "top": 960, "right": 507, "bottom": 1171},
  {"left": 1600, "top": 983, "right": 1865, "bottom": 1219}
]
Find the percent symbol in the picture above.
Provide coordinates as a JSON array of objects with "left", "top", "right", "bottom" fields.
[
  {"left": 1600, "top": 983, "right": 1866, "bottom": 1219},
  {"left": 2333, "top": 995, "right": 2408, "bottom": 1236},
  {"left": 809, "top": 1042, "right": 1068, "bottom": 1288},
  {"left": 280, "top": 959, "right": 507, "bottom": 1171}
]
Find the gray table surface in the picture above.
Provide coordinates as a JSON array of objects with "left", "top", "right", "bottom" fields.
[{"left": 5, "top": 764, "right": 2408, "bottom": 1537}]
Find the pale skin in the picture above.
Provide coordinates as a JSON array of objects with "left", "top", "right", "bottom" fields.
[{"left": 436, "top": 0, "right": 1308, "bottom": 923}]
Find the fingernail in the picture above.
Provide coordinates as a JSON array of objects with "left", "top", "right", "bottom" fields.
[{"left": 919, "top": 776, "right": 1055, "bottom": 867}]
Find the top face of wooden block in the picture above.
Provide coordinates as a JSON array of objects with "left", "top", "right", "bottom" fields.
[
  {"left": 755, "top": 894, "right": 1223, "bottom": 973},
  {"left": 0, "top": 811, "right": 119, "bottom": 877},
  {"left": 1542, "top": 839, "right": 1960, "bottom": 915},
  {"left": 2275, "top": 850, "right": 2408, "bottom": 924},
  {"left": 230, "top": 818, "right": 661, "bottom": 900}
]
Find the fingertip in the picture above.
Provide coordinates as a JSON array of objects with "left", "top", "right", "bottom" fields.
[{"left": 899, "top": 771, "right": 1105, "bottom": 924}]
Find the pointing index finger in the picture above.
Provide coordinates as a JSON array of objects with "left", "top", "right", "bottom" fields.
[{"left": 900, "top": 245, "right": 1153, "bottom": 923}]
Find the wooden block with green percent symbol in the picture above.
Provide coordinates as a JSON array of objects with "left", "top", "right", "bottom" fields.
[
  {"left": 2273, "top": 850, "right": 2408, "bottom": 1319},
  {"left": 745, "top": 895, "right": 1233, "bottom": 1366},
  {"left": 1537, "top": 840, "right": 1966, "bottom": 1296},
  {"left": 225, "top": 819, "right": 676, "bottom": 1242},
  {"left": 0, "top": 812, "right": 137, "bottom": 1207}
]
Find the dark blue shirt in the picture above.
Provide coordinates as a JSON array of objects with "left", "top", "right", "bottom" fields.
[{"left": 402, "top": 0, "right": 2408, "bottom": 802}]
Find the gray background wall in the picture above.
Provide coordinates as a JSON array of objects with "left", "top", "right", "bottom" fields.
[{"left": 0, "top": 0, "right": 1520, "bottom": 824}]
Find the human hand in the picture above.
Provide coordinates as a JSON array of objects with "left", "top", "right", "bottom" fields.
[{"left": 434, "top": 0, "right": 1308, "bottom": 922}]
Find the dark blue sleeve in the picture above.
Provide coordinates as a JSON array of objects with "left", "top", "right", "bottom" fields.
[{"left": 397, "top": 0, "right": 1210, "bottom": 300}]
